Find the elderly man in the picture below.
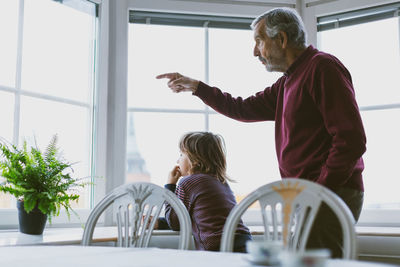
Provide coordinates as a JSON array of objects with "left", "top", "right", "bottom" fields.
[{"left": 157, "top": 7, "right": 366, "bottom": 257}]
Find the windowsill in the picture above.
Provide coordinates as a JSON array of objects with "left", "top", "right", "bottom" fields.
[
  {"left": 249, "top": 226, "right": 400, "bottom": 237},
  {"left": 1, "top": 226, "right": 399, "bottom": 247},
  {"left": 355, "top": 226, "right": 400, "bottom": 237},
  {"left": 0, "top": 227, "right": 179, "bottom": 247}
]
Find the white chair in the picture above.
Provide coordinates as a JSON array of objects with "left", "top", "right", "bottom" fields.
[
  {"left": 82, "top": 182, "right": 192, "bottom": 249},
  {"left": 220, "top": 178, "right": 357, "bottom": 259}
]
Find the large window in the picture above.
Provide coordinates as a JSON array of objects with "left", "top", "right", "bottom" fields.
[
  {"left": 127, "top": 12, "right": 281, "bottom": 202},
  {"left": 0, "top": 0, "right": 98, "bottom": 227},
  {"left": 128, "top": 5, "right": 400, "bottom": 226},
  {"left": 317, "top": 2, "right": 400, "bottom": 210}
]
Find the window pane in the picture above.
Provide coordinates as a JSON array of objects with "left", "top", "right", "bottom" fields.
[
  {"left": 209, "top": 114, "right": 280, "bottom": 198},
  {"left": 0, "top": 0, "right": 18, "bottom": 87},
  {"left": 0, "top": 91, "right": 15, "bottom": 142},
  {"left": 318, "top": 18, "right": 400, "bottom": 106},
  {"left": 208, "top": 28, "right": 281, "bottom": 202},
  {"left": 128, "top": 23, "right": 283, "bottom": 201},
  {"left": 318, "top": 16, "right": 400, "bottom": 212},
  {"left": 0, "top": 192, "right": 15, "bottom": 209},
  {"left": 0, "top": 91, "right": 15, "bottom": 209},
  {"left": 361, "top": 109, "right": 400, "bottom": 209},
  {"left": 209, "top": 28, "right": 281, "bottom": 96},
  {"left": 19, "top": 96, "right": 92, "bottom": 209},
  {"left": 21, "top": 0, "right": 96, "bottom": 103},
  {"left": 0, "top": 0, "right": 97, "bottom": 218},
  {"left": 128, "top": 24, "right": 205, "bottom": 109},
  {"left": 126, "top": 112, "right": 204, "bottom": 186}
]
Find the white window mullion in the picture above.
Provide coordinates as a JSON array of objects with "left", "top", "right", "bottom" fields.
[
  {"left": 13, "top": 0, "right": 24, "bottom": 147},
  {"left": 204, "top": 22, "right": 210, "bottom": 131},
  {"left": 104, "top": 0, "right": 128, "bottom": 226},
  {"left": 89, "top": 13, "right": 100, "bottom": 210},
  {"left": 359, "top": 104, "right": 400, "bottom": 112},
  {"left": 398, "top": 10, "right": 400, "bottom": 58}
]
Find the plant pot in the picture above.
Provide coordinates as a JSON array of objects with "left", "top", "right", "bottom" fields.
[{"left": 17, "top": 200, "right": 47, "bottom": 235}]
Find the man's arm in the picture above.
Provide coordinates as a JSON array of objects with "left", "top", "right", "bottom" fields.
[
  {"left": 157, "top": 72, "right": 281, "bottom": 122},
  {"left": 193, "top": 81, "right": 278, "bottom": 122}
]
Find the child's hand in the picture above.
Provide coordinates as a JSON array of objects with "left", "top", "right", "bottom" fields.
[
  {"left": 167, "top": 165, "right": 181, "bottom": 185},
  {"left": 142, "top": 215, "right": 158, "bottom": 229}
]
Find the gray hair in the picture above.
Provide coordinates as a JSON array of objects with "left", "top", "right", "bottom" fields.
[{"left": 251, "top": 7, "right": 307, "bottom": 49}]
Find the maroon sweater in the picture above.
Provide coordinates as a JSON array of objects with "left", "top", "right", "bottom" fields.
[
  {"left": 165, "top": 173, "right": 251, "bottom": 251},
  {"left": 194, "top": 45, "right": 366, "bottom": 192}
]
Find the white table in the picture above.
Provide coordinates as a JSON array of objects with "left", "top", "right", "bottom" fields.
[{"left": 0, "top": 245, "right": 397, "bottom": 267}]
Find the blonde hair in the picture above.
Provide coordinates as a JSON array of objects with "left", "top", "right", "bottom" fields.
[{"left": 179, "top": 132, "right": 233, "bottom": 183}]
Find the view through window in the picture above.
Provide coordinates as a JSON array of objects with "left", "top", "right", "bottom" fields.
[
  {"left": 318, "top": 11, "right": 400, "bottom": 209},
  {"left": 127, "top": 14, "right": 281, "bottom": 204},
  {"left": 0, "top": 0, "right": 98, "bottom": 220},
  {"left": 128, "top": 9, "right": 400, "bottom": 215}
]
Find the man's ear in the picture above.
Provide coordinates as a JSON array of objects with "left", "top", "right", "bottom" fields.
[{"left": 278, "top": 31, "right": 288, "bottom": 49}]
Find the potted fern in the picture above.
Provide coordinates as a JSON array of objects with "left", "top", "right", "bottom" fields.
[{"left": 0, "top": 135, "right": 87, "bottom": 235}]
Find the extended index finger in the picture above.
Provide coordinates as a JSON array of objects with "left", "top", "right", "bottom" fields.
[{"left": 156, "top": 73, "right": 178, "bottom": 80}]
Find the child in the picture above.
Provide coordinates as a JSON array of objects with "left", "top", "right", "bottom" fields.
[{"left": 158, "top": 131, "right": 252, "bottom": 252}]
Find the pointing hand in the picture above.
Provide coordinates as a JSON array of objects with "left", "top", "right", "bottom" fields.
[{"left": 156, "top": 72, "right": 199, "bottom": 93}]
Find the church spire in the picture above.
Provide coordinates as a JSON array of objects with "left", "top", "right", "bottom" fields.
[{"left": 126, "top": 113, "right": 150, "bottom": 182}]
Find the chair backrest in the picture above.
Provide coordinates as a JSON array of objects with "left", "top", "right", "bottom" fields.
[
  {"left": 220, "top": 178, "right": 357, "bottom": 259},
  {"left": 82, "top": 182, "right": 192, "bottom": 249}
]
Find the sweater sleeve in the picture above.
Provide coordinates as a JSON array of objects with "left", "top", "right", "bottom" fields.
[
  {"left": 164, "top": 184, "right": 180, "bottom": 231},
  {"left": 311, "top": 59, "right": 366, "bottom": 189},
  {"left": 193, "top": 81, "right": 281, "bottom": 122}
]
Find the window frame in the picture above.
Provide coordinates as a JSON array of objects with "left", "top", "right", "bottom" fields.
[
  {"left": 123, "top": 2, "right": 400, "bottom": 228},
  {"left": 312, "top": 0, "right": 400, "bottom": 227},
  {"left": 15, "top": 0, "right": 394, "bottom": 229},
  {"left": 0, "top": 0, "right": 106, "bottom": 229},
  {"left": 127, "top": 11, "right": 255, "bottom": 130}
]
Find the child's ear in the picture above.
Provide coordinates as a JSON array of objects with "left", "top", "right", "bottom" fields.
[{"left": 190, "top": 162, "right": 200, "bottom": 173}]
